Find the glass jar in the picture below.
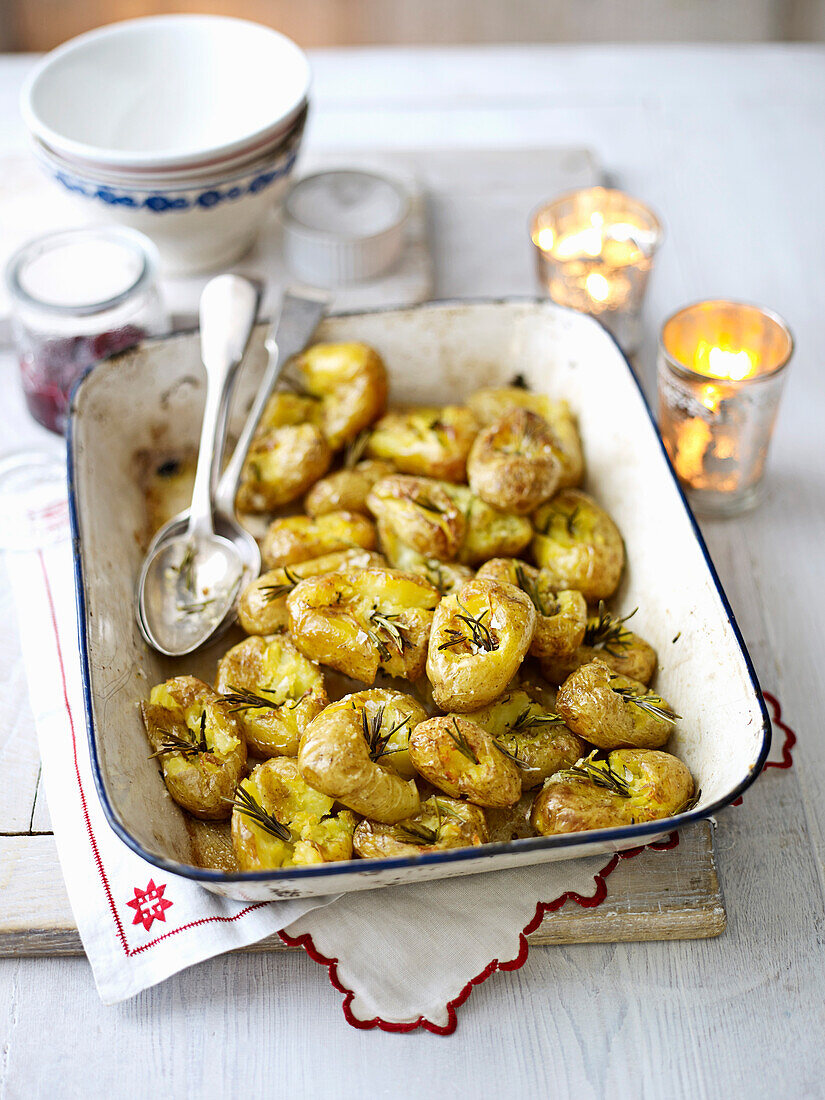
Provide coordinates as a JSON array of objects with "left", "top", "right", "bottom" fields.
[{"left": 5, "top": 226, "right": 168, "bottom": 434}]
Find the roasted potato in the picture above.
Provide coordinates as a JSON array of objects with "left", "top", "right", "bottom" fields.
[
  {"left": 293, "top": 342, "right": 388, "bottom": 449},
  {"left": 231, "top": 757, "right": 356, "bottom": 870},
  {"left": 299, "top": 692, "right": 422, "bottom": 822},
  {"left": 555, "top": 660, "right": 678, "bottom": 749},
  {"left": 236, "top": 400, "right": 332, "bottom": 514},
  {"left": 304, "top": 459, "right": 395, "bottom": 517},
  {"left": 367, "top": 475, "right": 465, "bottom": 561},
  {"left": 366, "top": 405, "right": 479, "bottom": 482},
  {"left": 467, "top": 388, "right": 584, "bottom": 488},
  {"left": 287, "top": 567, "right": 440, "bottom": 683},
  {"left": 426, "top": 577, "right": 536, "bottom": 711},
  {"left": 476, "top": 557, "right": 587, "bottom": 660},
  {"left": 237, "top": 549, "right": 386, "bottom": 635},
  {"left": 531, "top": 748, "right": 695, "bottom": 835},
  {"left": 485, "top": 792, "right": 537, "bottom": 842},
  {"left": 409, "top": 715, "right": 521, "bottom": 807},
  {"left": 531, "top": 488, "right": 624, "bottom": 601},
  {"left": 141, "top": 676, "right": 246, "bottom": 821},
  {"left": 540, "top": 600, "right": 657, "bottom": 685},
  {"left": 261, "top": 510, "right": 376, "bottom": 570},
  {"left": 215, "top": 634, "right": 328, "bottom": 758},
  {"left": 460, "top": 688, "right": 587, "bottom": 789},
  {"left": 467, "top": 408, "right": 562, "bottom": 514},
  {"left": 353, "top": 795, "right": 488, "bottom": 858},
  {"left": 332, "top": 687, "right": 428, "bottom": 780},
  {"left": 376, "top": 530, "right": 475, "bottom": 596},
  {"left": 438, "top": 482, "right": 533, "bottom": 566}
]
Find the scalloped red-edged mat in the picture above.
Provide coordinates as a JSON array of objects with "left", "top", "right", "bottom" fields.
[{"left": 279, "top": 691, "right": 795, "bottom": 1035}]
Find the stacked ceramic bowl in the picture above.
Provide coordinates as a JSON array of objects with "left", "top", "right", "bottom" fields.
[{"left": 21, "top": 15, "right": 311, "bottom": 274}]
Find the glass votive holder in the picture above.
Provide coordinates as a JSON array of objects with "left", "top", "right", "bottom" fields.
[
  {"left": 658, "top": 300, "right": 793, "bottom": 517},
  {"left": 531, "top": 187, "right": 662, "bottom": 355},
  {"left": 5, "top": 226, "right": 168, "bottom": 435}
]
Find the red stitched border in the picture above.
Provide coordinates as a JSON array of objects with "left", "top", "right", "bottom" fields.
[
  {"left": 279, "top": 833, "right": 679, "bottom": 1035},
  {"left": 40, "top": 551, "right": 269, "bottom": 957}
]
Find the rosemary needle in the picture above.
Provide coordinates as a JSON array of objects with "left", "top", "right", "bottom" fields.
[{"left": 226, "top": 787, "right": 292, "bottom": 843}]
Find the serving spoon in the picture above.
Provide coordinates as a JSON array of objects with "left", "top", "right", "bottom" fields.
[{"left": 136, "top": 284, "right": 330, "bottom": 655}]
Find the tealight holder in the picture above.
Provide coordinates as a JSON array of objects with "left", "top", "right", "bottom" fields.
[
  {"left": 531, "top": 187, "right": 662, "bottom": 355},
  {"left": 658, "top": 300, "right": 793, "bottom": 517}
]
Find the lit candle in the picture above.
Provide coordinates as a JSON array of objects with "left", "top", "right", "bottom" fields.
[
  {"left": 658, "top": 300, "right": 793, "bottom": 516},
  {"left": 531, "top": 188, "right": 662, "bottom": 354}
]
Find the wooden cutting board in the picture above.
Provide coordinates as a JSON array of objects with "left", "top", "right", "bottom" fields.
[{"left": 0, "top": 822, "right": 724, "bottom": 956}]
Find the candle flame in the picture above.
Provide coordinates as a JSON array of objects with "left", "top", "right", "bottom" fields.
[{"left": 693, "top": 340, "right": 759, "bottom": 381}]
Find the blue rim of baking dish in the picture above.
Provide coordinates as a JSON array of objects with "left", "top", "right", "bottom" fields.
[{"left": 67, "top": 297, "right": 772, "bottom": 884}]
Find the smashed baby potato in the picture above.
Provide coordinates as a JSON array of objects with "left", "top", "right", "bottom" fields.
[
  {"left": 460, "top": 689, "right": 587, "bottom": 789},
  {"left": 231, "top": 757, "right": 356, "bottom": 870},
  {"left": 287, "top": 567, "right": 440, "bottom": 683},
  {"left": 304, "top": 459, "right": 395, "bottom": 517},
  {"left": 237, "top": 548, "right": 385, "bottom": 635},
  {"left": 141, "top": 676, "right": 246, "bottom": 821},
  {"left": 467, "top": 387, "right": 584, "bottom": 488},
  {"left": 409, "top": 715, "right": 521, "bottom": 807},
  {"left": 530, "top": 748, "right": 695, "bottom": 836},
  {"left": 367, "top": 475, "right": 465, "bottom": 561},
  {"left": 540, "top": 601, "right": 657, "bottom": 685},
  {"left": 326, "top": 688, "right": 428, "bottom": 780},
  {"left": 467, "top": 408, "right": 562, "bottom": 515},
  {"left": 353, "top": 795, "right": 488, "bottom": 859},
  {"left": 438, "top": 482, "right": 532, "bottom": 565},
  {"left": 215, "top": 634, "right": 327, "bottom": 758},
  {"left": 261, "top": 510, "right": 376, "bottom": 570},
  {"left": 476, "top": 557, "right": 586, "bottom": 659},
  {"left": 299, "top": 692, "right": 422, "bottom": 822},
  {"left": 366, "top": 405, "right": 479, "bottom": 482},
  {"left": 426, "top": 577, "right": 536, "bottom": 711},
  {"left": 531, "top": 488, "right": 624, "bottom": 602},
  {"left": 293, "top": 342, "right": 389, "bottom": 450},
  {"left": 556, "top": 660, "right": 678, "bottom": 750},
  {"left": 236, "top": 423, "right": 332, "bottom": 513}
]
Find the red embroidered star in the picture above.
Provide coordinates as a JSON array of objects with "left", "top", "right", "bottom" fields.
[{"left": 126, "top": 879, "right": 173, "bottom": 931}]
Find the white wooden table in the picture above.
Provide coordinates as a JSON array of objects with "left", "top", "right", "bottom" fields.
[{"left": 1, "top": 45, "right": 824, "bottom": 1098}]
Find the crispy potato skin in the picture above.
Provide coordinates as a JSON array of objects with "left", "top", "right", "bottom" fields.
[
  {"left": 353, "top": 795, "right": 488, "bottom": 859},
  {"left": 237, "top": 549, "right": 386, "bottom": 635},
  {"left": 368, "top": 475, "right": 465, "bottom": 561},
  {"left": 231, "top": 757, "right": 356, "bottom": 870},
  {"left": 299, "top": 693, "right": 422, "bottom": 822},
  {"left": 367, "top": 405, "right": 479, "bottom": 481},
  {"left": 541, "top": 629, "right": 657, "bottom": 685},
  {"left": 556, "top": 660, "right": 674, "bottom": 749},
  {"left": 467, "top": 408, "right": 561, "bottom": 515},
  {"left": 287, "top": 567, "right": 439, "bottom": 683},
  {"left": 141, "top": 676, "right": 246, "bottom": 821},
  {"left": 477, "top": 557, "right": 587, "bottom": 659},
  {"left": 214, "top": 634, "right": 328, "bottom": 758},
  {"left": 295, "top": 342, "right": 389, "bottom": 450},
  {"left": 409, "top": 716, "right": 521, "bottom": 807},
  {"left": 531, "top": 488, "right": 624, "bottom": 601},
  {"left": 437, "top": 482, "right": 532, "bottom": 565},
  {"left": 338, "top": 688, "right": 428, "bottom": 780},
  {"left": 305, "top": 459, "right": 395, "bottom": 517},
  {"left": 461, "top": 689, "right": 587, "bottom": 789},
  {"left": 377, "top": 528, "right": 475, "bottom": 595},
  {"left": 531, "top": 749, "right": 694, "bottom": 835},
  {"left": 468, "top": 388, "right": 584, "bottom": 488},
  {"left": 236, "top": 423, "right": 332, "bottom": 513},
  {"left": 261, "top": 510, "right": 376, "bottom": 570},
  {"left": 426, "top": 577, "right": 537, "bottom": 711}
]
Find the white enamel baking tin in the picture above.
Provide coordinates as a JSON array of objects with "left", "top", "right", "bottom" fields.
[{"left": 68, "top": 300, "right": 770, "bottom": 901}]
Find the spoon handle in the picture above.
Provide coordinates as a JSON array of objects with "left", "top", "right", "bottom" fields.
[
  {"left": 188, "top": 275, "right": 261, "bottom": 540},
  {"left": 214, "top": 286, "right": 331, "bottom": 515}
]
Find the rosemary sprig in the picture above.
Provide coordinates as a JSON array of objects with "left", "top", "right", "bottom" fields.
[
  {"left": 539, "top": 504, "right": 580, "bottom": 538},
  {"left": 176, "top": 596, "right": 217, "bottom": 616},
  {"left": 446, "top": 718, "right": 479, "bottom": 764},
  {"left": 226, "top": 786, "right": 292, "bottom": 843},
  {"left": 278, "top": 373, "right": 322, "bottom": 401},
  {"left": 260, "top": 565, "right": 301, "bottom": 603},
  {"left": 361, "top": 705, "right": 410, "bottom": 762},
  {"left": 566, "top": 505, "right": 580, "bottom": 536},
  {"left": 557, "top": 751, "right": 633, "bottom": 797},
  {"left": 584, "top": 600, "right": 638, "bottom": 655},
  {"left": 492, "top": 738, "right": 536, "bottom": 771},
  {"left": 414, "top": 494, "right": 447, "bottom": 515},
  {"left": 175, "top": 542, "right": 196, "bottom": 593},
  {"left": 422, "top": 559, "right": 449, "bottom": 594},
  {"left": 514, "top": 563, "right": 554, "bottom": 617},
  {"left": 611, "top": 684, "right": 681, "bottom": 724},
  {"left": 397, "top": 821, "right": 440, "bottom": 843},
  {"left": 438, "top": 601, "right": 498, "bottom": 653},
  {"left": 367, "top": 608, "right": 408, "bottom": 661},
  {"left": 344, "top": 429, "right": 372, "bottom": 468},
  {"left": 150, "top": 711, "right": 208, "bottom": 759},
  {"left": 509, "top": 707, "right": 566, "bottom": 732},
  {"left": 681, "top": 787, "right": 702, "bottom": 812},
  {"left": 222, "top": 685, "right": 282, "bottom": 713}
]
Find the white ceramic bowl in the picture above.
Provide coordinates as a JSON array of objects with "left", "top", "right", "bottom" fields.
[{"left": 21, "top": 14, "right": 311, "bottom": 174}]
